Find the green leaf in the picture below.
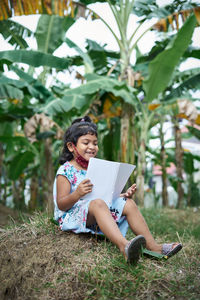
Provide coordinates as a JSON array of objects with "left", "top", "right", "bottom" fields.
[
  {"left": 143, "top": 14, "right": 197, "bottom": 102},
  {"left": 64, "top": 74, "right": 137, "bottom": 106},
  {"left": 0, "top": 19, "right": 32, "bottom": 49},
  {"left": 187, "top": 125, "right": 200, "bottom": 140},
  {"left": 8, "top": 151, "right": 35, "bottom": 180},
  {"left": 10, "top": 65, "right": 52, "bottom": 100},
  {"left": 0, "top": 83, "right": 24, "bottom": 100},
  {"left": 0, "top": 136, "right": 38, "bottom": 154},
  {"left": 43, "top": 94, "right": 94, "bottom": 115},
  {"left": 36, "top": 15, "right": 74, "bottom": 54},
  {"left": 0, "top": 50, "right": 70, "bottom": 69},
  {"left": 65, "top": 37, "right": 94, "bottom": 73},
  {"left": 164, "top": 72, "right": 200, "bottom": 100}
]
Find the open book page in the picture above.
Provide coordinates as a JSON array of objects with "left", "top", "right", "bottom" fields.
[
  {"left": 82, "top": 158, "right": 135, "bottom": 205},
  {"left": 83, "top": 158, "right": 119, "bottom": 205},
  {"left": 112, "top": 163, "right": 136, "bottom": 200}
]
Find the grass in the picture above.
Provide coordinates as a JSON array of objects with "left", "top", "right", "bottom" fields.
[{"left": 0, "top": 207, "right": 200, "bottom": 300}]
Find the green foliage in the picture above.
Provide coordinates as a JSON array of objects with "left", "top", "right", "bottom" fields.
[
  {"left": 8, "top": 151, "right": 35, "bottom": 180},
  {"left": 143, "top": 14, "right": 197, "bottom": 101},
  {"left": 36, "top": 15, "right": 74, "bottom": 54},
  {"left": 65, "top": 38, "right": 94, "bottom": 73},
  {"left": 43, "top": 94, "right": 94, "bottom": 116},
  {"left": 187, "top": 125, "right": 200, "bottom": 140},
  {"left": 164, "top": 72, "right": 200, "bottom": 101},
  {"left": 0, "top": 19, "right": 32, "bottom": 49},
  {"left": 0, "top": 50, "right": 70, "bottom": 69},
  {"left": 0, "top": 83, "right": 24, "bottom": 100}
]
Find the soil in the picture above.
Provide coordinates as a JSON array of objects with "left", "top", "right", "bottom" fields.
[{"left": 0, "top": 208, "right": 103, "bottom": 300}]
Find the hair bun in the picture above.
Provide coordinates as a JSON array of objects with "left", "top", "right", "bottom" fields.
[
  {"left": 83, "top": 116, "right": 91, "bottom": 122},
  {"left": 72, "top": 115, "right": 92, "bottom": 125}
]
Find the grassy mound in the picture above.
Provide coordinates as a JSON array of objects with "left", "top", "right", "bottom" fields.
[{"left": 0, "top": 208, "right": 200, "bottom": 300}]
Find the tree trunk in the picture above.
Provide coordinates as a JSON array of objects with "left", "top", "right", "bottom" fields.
[
  {"left": 159, "top": 122, "right": 168, "bottom": 207},
  {"left": 136, "top": 139, "right": 146, "bottom": 206},
  {"left": 173, "top": 117, "right": 184, "bottom": 208},
  {"left": 0, "top": 143, "right": 4, "bottom": 204},
  {"left": 120, "top": 103, "right": 135, "bottom": 188},
  {"left": 120, "top": 103, "right": 135, "bottom": 164},
  {"left": 42, "top": 138, "right": 54, "bottom": 215},
  {"left": 12, "top": 176, "right": 26, "bottom": 210},
  {"left": 28, "top": 175, "right": 38, "bottom": 212}
]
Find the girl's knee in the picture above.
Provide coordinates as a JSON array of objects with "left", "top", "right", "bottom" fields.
[
  {"left": 123, "top": 198, "right": 138, "bottom": 215},
  {"left": 89, "top": 198, "right": 107, "bottom": 212}
]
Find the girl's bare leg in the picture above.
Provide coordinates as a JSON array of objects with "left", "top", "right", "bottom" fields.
[
  {"left": 122, "top": 199, "right": 162, "bottom": 253},
  {"left": 87, "top": 199, "right": 128, "bottom": 256}
]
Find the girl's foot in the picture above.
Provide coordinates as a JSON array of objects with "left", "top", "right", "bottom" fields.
[
  {"left": 125, "top": 235, "right": 146, "bottom": 264},
  {"left": 162, "top": 242, "right": 182, "bottom": 258}
]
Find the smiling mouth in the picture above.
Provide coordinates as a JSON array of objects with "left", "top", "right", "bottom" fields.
[{"left": 86, "top": 152, "right": 95, "bottom": 156}]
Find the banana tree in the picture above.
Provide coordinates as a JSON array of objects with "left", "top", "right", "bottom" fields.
[{"left": 1, "top": 0, "right": 200, "bottom": 208}]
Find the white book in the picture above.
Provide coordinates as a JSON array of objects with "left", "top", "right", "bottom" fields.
[{"left": 83, "top": 158, "right": 135, "bottom": 205}]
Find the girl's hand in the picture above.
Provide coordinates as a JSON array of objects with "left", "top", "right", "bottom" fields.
[
  {"left": 120, "top": 183, "right": 137, "bottom": 198},
  {"left": 76, "top": 179, "right": 93, "bottom": 197}
]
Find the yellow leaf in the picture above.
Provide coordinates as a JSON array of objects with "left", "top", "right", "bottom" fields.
[
  {"left": 167, "top": 14, "right": 174, "bottom": 30},
  {"left": 177, "top": 113, "right": 188, "bottom": 119},
  {"left": 14, "top": 132, "right": 25, "bottom": 137},
  {"left": 195, "top": 114, "right": 200, "bottom": 125},
  {"left": 153, "top": 18, "right": 167, "bottom": 32},
  {"left": 194, "top": 7, "right": 200, "bottom": 25},
  {"left": 69, "top": 0, "right": 74, "bottom": 18},
  {"left": 148, "top": 103, "right": 160, "bottom": 111},
  {"left": 44, "top": 0, "right": 52, "bottom": 15},
  {"left": 0, "top": 0, "right": 11, "bottom": 20},
  {"left": 88, "top": 114, "right": 98, "bottom": 124},
  {"left": 173, "top": 12, "right": 179, "bottom": 30}
]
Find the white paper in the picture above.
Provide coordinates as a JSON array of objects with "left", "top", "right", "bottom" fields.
[{"left": 83, "top": 158, "right": 135, "bottom": 205}]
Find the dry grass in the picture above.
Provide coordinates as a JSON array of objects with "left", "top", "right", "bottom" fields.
[{"left": 0, "top": 208, "right": 200, "bottom": 300}]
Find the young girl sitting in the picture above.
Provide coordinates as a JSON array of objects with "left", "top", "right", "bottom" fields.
[{"left": 53, "top": 116, "right": 182, "bottom": 264}]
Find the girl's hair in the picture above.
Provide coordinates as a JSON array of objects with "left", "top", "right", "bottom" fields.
[{"left": 59, "top": 116, "right": 98, "bottom": 164}]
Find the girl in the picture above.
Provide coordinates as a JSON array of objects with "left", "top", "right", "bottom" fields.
[{"left": 53, "top": 116, "right": 182, "bottom": 264}]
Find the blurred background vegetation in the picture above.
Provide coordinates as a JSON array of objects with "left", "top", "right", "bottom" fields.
[{"left": 0, "top": 0, "right": 200, "bottom": 215}]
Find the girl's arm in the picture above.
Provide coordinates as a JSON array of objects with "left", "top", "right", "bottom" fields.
[{"left": 56, "top": 175, "right": 93, "bottom": 211}]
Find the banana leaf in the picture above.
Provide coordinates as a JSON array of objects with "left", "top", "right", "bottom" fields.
[
  {"left": 65, "top": 38, "right": 94, "bottom": 73},
  {"left": 10, "top": 66, "right": 53, "bottom": 100},
  {"left": 0, "top": 83, "right": 24, "bottom": 100},
  {"left": 0, "top": 50, "right": 70, "bottom": 69},
  {"left": 143, "top": 14, "right": 197, "bottom": 102},
  {"left": 8, "top": 151, "right": 35, "bottom": 180},
  {"left": 36, "top": 15, "right": 74, "bottom": 54},
  {"left": 64, "top": 74, "right": 137, "bottom": 106},
  {"left": 0, "top": 19, "right": 32, "bottom": 49},
  {"left": 187, "top": 125, "right": 200, "bottom": 140},
  {"left": 164, "top": 73, "right": 200, "bottom": 101},
  {"left": 43, "top": 94, "right": 94, "bottom": 115}
]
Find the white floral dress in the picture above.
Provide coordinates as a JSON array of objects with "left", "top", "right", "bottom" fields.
[{"left": 53, "top": 161, "right": 129, "bottom": 236}]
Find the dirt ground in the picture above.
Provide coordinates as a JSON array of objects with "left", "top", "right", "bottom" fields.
[
  {"left": 0, "top": 209, "right": 102, "bottom": 300},
  {"left": 1, "top": 207, "right": 200, "bottom": 300}
]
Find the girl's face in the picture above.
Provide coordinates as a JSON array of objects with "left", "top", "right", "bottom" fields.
[{"left": 75, "top": 134, "right": 98, "bottom": 160}]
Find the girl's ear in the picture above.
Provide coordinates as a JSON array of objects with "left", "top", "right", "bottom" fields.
[{"left": 66, "top": 142, "right": 74, "bottom": 153}]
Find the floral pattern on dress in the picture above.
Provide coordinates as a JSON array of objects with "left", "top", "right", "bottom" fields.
[{"left": 53, "top": 161, "right": 129, "bottom": 236}]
